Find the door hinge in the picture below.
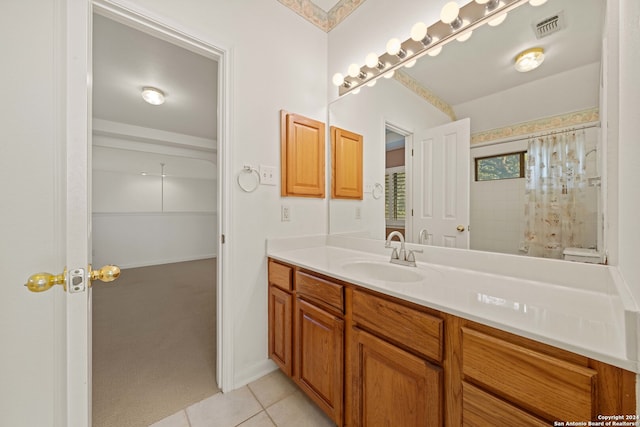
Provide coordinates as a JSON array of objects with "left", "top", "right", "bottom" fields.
[
  {"left": 221, "top": 234, "right": 226, "bottom": 244},
  {"left": 411, "top": 149, "right": 414, "bottom": 156},
  {"left": 411, "top": 209, "right": 414, "bottom": 216}
]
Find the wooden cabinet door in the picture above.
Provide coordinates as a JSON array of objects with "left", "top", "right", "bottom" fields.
[
  {"left": 331, "top": 126, "right": 363, "bottom": 199},
  {"left": 281, "top": 111, "right": 326, "bottom": 198},
  {"left": 294, "top": 298, "right": 344, "bottom": 426},
  {"left": 268, "top": 285, "right": 292, "bottom": 376},
  {"left": 351, "top": 327, "right": 442, "bottom": 427}
]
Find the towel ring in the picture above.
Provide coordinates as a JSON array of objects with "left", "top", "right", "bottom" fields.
[
  {"left": 237, "top": 165, "right": 261, "bottom": 193},
  {"left": 372, "top": 182, "right": 384, "bottom": 199}
]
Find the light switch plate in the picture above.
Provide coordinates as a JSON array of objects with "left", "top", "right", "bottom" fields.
[{"left": 260, "top": 165, "right": 277, "bottom": 186}]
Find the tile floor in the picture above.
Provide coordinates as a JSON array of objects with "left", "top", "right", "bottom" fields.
[{"left": 149, "top": 369, "right": 336, "bottom": 427}]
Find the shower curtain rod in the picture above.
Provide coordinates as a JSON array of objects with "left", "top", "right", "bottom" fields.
[{"left": 472, "top": 122, "right": 601, "bottom": 148}]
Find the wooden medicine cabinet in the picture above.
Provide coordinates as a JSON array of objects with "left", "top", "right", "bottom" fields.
[
  {"left": 280, "top": 110, "right": 325, "bottom": 198},
  {"left": 331, "top": 126, "right": 363, "bottom": 199}
]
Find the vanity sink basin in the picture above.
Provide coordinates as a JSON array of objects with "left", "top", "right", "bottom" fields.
[{"left": 341, "top": 261, "right": 424, "bottom": 283}]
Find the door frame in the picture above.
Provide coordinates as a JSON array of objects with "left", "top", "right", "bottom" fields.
[{"left": 67, "top": 0, "right": 233, "bottom": 423}]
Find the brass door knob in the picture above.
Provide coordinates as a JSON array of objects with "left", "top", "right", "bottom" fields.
[
  {"left": 25, "top": 265, "right": 120, "bottom": 293},
  {"left": 89, "top": 265, "right": 121, "bottom": 283},
  {"left": 456, "top": 225, "right": 466, "bottom": 232},
  {"left": 25, "top": 269, "right": 68, "bottom": 292}
]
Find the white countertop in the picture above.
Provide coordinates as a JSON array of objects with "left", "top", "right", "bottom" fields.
[{"left": 267, "top": 235, "right": 639, "bottom": 372}]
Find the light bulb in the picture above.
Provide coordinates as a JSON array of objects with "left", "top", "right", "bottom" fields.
[
  {"left": 428, "top": 46, "right": 443, "bottom": 57},
  {"left": 141, "top": 87, "right": 165, "bottom": 105},
  {"left": 405, "top": 59, "right": 417, "bottom": 68},
  {"left": 383, "top": 70, "right": 395, "bottom": 79},
  {"left": 332, "top": 73, "right": 344, "bottom": 87},
  {"left": 440, "top": 2, "right": 460, "bottom": 24},
  {"left": 456, "top": 29, "right": 472, "bottom": 42},
  {"left": 367, "top": 79, "right": 377, "bottom": 87},
  {"left": 410, "top": 22, "right": 428, "bottom": 42},
  {"left": 352, "top": 87, "right": 361, "bottom": 95},
  {"left": 529, "top": 0, "right": 547, "bottom": 6},
  {"left": 348, "top": 63, "right": 361, "bottom": 78},
  {"left": 365, "top": 53, "right": 379, "bottom": 68},
  {"left": 386, "top": 38, "right": 402, "bottom": 56},
  {"left": 488, "top": 12, "right": 507, "bottom": 26},
  {"left": 475, "top": 0, "right": 490, "bottom": 3}
]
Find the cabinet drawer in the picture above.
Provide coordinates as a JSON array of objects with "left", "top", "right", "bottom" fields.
[
  {"left": 462, "top": 382, "right": 548, "bottom": 427},
  {"left": 352, "top": 289, "right": 443, "bottom": 363},
  {"left": 269, "top": 260, "right": 292, "bottom": 291},
  {"left": 295, "top": 271, "right": 344, "bottom": 312},
  {"left": 461, "top": 327, "right": 597, "bottom": 422}
]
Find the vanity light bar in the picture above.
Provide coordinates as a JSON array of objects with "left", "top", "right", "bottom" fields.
[{"left": 336, "top": 0, "right": 531, "bottom": 96}]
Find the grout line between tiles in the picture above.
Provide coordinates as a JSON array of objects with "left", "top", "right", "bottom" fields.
[{"left": 245, "top": 383, "right": 279, "bottom": 426}]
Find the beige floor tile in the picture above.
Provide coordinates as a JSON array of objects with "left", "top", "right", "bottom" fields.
[
  {"left": 248, "top": 369, "right": 298, "bottom": 409},
  {"left": 237, "top": 411, "right": 276, "bottom": 427},
  {"left": 266, "top": 392, "right": 336, "bottom": 427},
  {"left": 148, "top": 410, "right": 190, "bottom": 427},
  {"left": 187, "top": 387, "right": 262, "bottom": 427}
]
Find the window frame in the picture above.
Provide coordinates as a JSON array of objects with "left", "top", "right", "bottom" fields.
[{"left": 474, "top": 151, "right": 526, "bottom": 182}]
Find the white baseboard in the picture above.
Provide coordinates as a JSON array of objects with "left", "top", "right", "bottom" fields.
[{"left": 233, "top": 358, "right": 278, "bottom": 390}]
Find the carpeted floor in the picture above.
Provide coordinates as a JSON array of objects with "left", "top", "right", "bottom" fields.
[{"left": 92, "top": 258, "right": 219, "bottom": 427}]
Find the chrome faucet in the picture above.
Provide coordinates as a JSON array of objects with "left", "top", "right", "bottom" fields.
[
  {"left": 385, "top": 231, "right": 422, "bottom": 267},
  {"left": 418, "top": 228, "right": 429, "bottom": 245}
]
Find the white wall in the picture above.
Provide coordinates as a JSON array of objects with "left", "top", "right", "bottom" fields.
[
  {"left": 329, "top": 78, "right": 450, "bottom": 238},
  {"left": 454, "top": 62, "right": 600, "bottom": 133}
]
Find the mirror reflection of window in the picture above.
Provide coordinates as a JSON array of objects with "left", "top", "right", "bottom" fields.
[{"left": 385, "top": 128, "right": 406, "bottom": 237}]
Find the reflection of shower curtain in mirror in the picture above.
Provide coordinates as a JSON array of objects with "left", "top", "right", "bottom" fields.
[{"left": 523, "top": 130, "right": 588, "bottom": 258}]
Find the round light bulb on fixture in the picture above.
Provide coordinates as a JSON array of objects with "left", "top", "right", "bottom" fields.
[
  {"left": 428, "top": 46, "right": 443, "bottom": 57},
  {"left": 348, "top": 63, "right": 361, "bottom": 78},
  {"left": 332, "top": 72, "right": 345, "bottom": 86},
  {"left": 383, "top": 70, "right": 395, "bottom": 79},
  {"left": 352, "top": 87, "right": 361, "bottom": 95},
  {"left": 456, "top": 30, "right": 473, "bottom": 42},
  {"left": 410, "top": 22, "right": 428, "bottom": 42},
  {"left": 365, "top": 53, "right": 379, "bottom": 68},
  {"left": 514, "top": 47, "right": 545, "bottom": 72},
  {"left": 475, "top": 0, "right": 490, "bottom": 3},
  {"left": 405, "top": 59, "right": 417, "bottom": 68},
  {"left": 440, "top": 2, "right": 460, "bottom": 25},
  {"left": 367, "top": 79, "right": 377, "bottom": 88},
  {"left": 488, "top": 12, "right": 507, "bottom": 26},
  {"left": 386, "top": 38, "right": 402, "bottom": 56},
  {"left": 142, "top": 87, "right": 165, "bottom": 105},
  {"left": 529, "top": 0, "right": 547, "bottom": 6}
]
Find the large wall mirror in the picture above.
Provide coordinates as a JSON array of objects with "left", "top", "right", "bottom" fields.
[{"left": 329, "top": 0, "right": 605, "bottom": 262}]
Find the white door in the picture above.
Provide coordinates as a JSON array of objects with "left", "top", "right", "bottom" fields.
[{"left": 409, "top": 118, "right": 470, "bottom": 248}]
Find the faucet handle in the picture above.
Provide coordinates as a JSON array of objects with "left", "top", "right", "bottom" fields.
[
  {"left": 390, "top": 247, "right": 399, "bottom": 260},
  {"left": 406, "top": 249, "right": 423, "bottom": 263}
]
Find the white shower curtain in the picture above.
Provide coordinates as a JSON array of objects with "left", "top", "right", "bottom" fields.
[{"left": 523, "top": 130, "right": 588, "bottom": 258}]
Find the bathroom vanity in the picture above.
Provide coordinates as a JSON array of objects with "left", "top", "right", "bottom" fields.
[{"left": 267, "top": 236, "right": 637, "bottom": 426}]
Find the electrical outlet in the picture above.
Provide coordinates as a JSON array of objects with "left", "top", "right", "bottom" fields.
[
  {"left": 260, "top": 165, "right": 277, "bottom": 186},
  {"left": 281, "top": 205, "right": 291, "bottom": 222}
]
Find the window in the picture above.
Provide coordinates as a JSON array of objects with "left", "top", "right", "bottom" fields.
[
  {"left": 385, "top": 167, "right": 406, "bottom": 220},
  {"left": 475, "top": 151, "right": 526, "bottom": 181}
]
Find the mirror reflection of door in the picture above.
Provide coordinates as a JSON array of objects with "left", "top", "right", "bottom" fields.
[{"left": 410, "top": 119, "right": 471, "bottom": 248}]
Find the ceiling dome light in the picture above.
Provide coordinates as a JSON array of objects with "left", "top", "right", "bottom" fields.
[
  {"left": 142, "top": 87, "right": 165, "bottom": 105},
  {"left": 529, "top": 0, "right": 548, "bottom": 6},
  {"left": 332, "top": 73, "right": 345, "bottom": 87},
  {"left": 514, "top": 47, "right": 545, "bottom": 72}
]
